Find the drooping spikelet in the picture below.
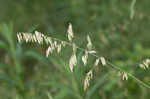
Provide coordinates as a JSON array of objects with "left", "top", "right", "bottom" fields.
[
  {"left": 122, "top": 72, "right": 128, "bottom": 80},
  {"left": 67, "top": 23, "right": 74, "bottom": 42},
  {"left": 17, "top": 33, "right": 23, "bottom": 43},
  {"left": 100, "top": 57, "right": 106, "bottom": 66},
  {"left": 88, "top": 50, "right": 96, "bottom": 54},
  {"left": 94, "top": 58, "right": 100, "bottom": 66},
  {"left": 57, "top": 44, "right": 62, "bottom": 54},
  {"left": 82, "top": 51, "right": 88, "bottom": 65},
  {"left": 118, "top": 72, "right": 128, "bottom": 80},
  {"left": 69, "top": 53, "right": 77, "bottom": 72},
  {"left": 61, "top": 41, "right": 67, "bottom": 47},
  {"left": 22, "top": 33, "right": 33, "bottom": 43},
  {"left": 44, "top": 37, "right": 52, "bottom": 45},
  {"left": 84, "top": 70, "right": 93, "bottom": 90},
  {"left": 46, "top": 46, "right": 53, "bottom": 57},
  {"left": 35, "top": 31, "right": 44, "bottom": 44},
  {"left": 87, "top": 35, "right": 92, "bottom": 50},
  {"left": 31, "top": 35, "right": 37, "bottom": 42},
  {"left": 139, "top": 59, "right": 150, "bottom": 69}
]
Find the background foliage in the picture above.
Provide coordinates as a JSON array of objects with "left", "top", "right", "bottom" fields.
[{"left": 0, "top": 0, "right": 150, "bottom": 99}]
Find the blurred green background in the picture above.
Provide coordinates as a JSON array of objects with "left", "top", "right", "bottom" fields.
[{"left": 0, "top": 0, "right": 150, "bottom": 99}]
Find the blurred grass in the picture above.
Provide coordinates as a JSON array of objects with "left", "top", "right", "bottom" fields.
[{"left": 0, "top": 0, "right": 150, "bottom": 99}]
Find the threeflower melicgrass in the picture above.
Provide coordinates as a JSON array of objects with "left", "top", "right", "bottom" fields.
[{"left": 17, "top": 23, "right": 150, "bottom": 90}]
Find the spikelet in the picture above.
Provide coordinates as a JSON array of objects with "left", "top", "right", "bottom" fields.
[
  {"left": 84, "top": 70, "right": 93, "bottom": 90},
  {"left": 100, "top": 57, "right": 106, "bottom": 66},
  {"left": 44, "top": 37, "right": 52, "bottom": 45},
  {"left": 122, "top": 72, "right": 128, "bottom": 80},
  {"left": 57, "top": 44, "right": 62, "bottom": 54},
  {"left": 67, "top": 23, "right": 74, "bottom": 41},
  {"left": 35, "top": 31, "right": 44, "bottom": 44},
  {"left": 118, "top": 72, "right": 128, "bottom": 80},
  {"left": 27, "top": 33, "right": 34, "bottom": 42},
  {"left": 46, "top": 46, "right": 53, "bottom": 57},
  {"left": 82, "top": 51, "right": 88, "bottom": 65},
  {"left": 139, "top": 59, "right": 150, "bottom": 69},
  {"left": 139, "top": 64, "right": 146, "bottom": 69},
  {"left": 146, "top": 59, "right": 150, "bottom": 63},
  {"left": 18, "top": 33, "right": 33, "bottom": 43},
  {"left": 23, "top": 33, "right": 30, "bottom": 43},
  {"left": 54, "top": 41, "right": 57, "bottom": 46},
  {"left": 17, "top": 33, "right": 23, "bottom": 43},
  {"left": 94, "top": 58, "right": 100, "bottom": 66},
  {"left": 143, "top": 62, "right": 149, "bottom": 69},
  {"left": 32, "top": 34, "right": 37, "bottom": 42},
  {"left": 50, "top": 42, "right": 55, "bottom": 51},
  {"left": 87, "top": 35, "right": 92, "bottom": 50},
  {"left": 69, "top": 53, "right": 77, "bottom": 72},
  {"left": 61, "top": 41, "right": 66, "bottom": 47},
  {"left": 88, "top": 50, "right": 96, "bottom": 54}
]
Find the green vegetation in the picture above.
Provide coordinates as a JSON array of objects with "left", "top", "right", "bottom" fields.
[{"left": 0, "top": 0, "right": 150, "bottom": 99}]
